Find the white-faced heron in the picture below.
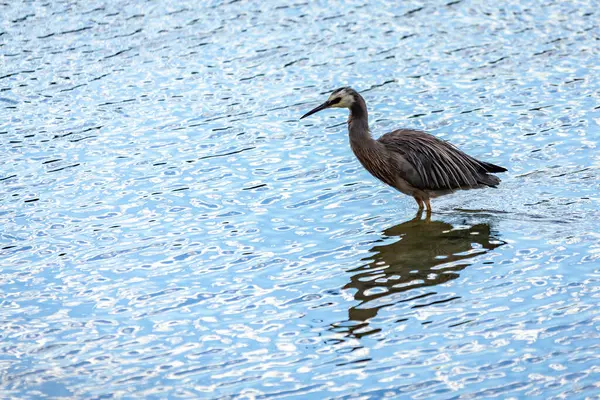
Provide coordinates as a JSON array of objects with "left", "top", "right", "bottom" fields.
[{"left": 300, "top": 87, "right": 507, "bottom": 211}]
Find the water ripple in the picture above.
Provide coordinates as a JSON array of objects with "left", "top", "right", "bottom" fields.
[{"left": 1, "top": 0, "right": 600, "bottom": 398}]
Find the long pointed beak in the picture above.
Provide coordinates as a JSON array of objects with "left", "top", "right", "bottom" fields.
[{"left": 300, "top": 101, "right": 331, "bottom": 120}]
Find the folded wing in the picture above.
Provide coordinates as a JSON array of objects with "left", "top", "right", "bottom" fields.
[{"left": 378, "top": 129, "right": 506, "bottom": 191}]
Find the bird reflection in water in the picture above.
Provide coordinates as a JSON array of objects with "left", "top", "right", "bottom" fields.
[{"left": 333, "top": 211, "right": 505, "bottom": 339}]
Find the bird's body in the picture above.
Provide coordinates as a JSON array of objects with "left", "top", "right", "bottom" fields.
[{"left": 301, "top": 87, "right": 507, "bottom": 211}]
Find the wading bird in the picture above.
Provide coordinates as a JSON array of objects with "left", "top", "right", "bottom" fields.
[{"left": 300, "top": 87, "right": 507, "bottom": 212}]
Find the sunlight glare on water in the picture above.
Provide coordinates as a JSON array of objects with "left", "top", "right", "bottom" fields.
[{"left": 1, "top": 0, "right": 600, "bottom": 398}]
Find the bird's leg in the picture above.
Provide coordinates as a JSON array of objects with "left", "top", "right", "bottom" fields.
[
  {"left": 414, "top": 197, "right": 424, "bottom": 210},
  {"left": 423, "top": 209, "right": 432, "bottom": 223},
  {"left": 424, "top": 199, "right": 432, "bottom": 220},
  {"left": 414, "top": 209, "right": 424, "bottom": 220}
]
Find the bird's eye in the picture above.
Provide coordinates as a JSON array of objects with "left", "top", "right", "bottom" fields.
[{"left": 329, "top": 98, "right": 341, "bottom": 105}]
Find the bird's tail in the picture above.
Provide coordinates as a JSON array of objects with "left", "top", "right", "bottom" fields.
[{"left": 479, "top": 161, "right": 507, "bottom": 173}]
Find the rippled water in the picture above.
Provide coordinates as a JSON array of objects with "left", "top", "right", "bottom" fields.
[{"left": 2, "top": 0, "right": 600, "bottom": 398}]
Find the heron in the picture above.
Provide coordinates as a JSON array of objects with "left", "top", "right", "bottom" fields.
[{"left": 300, "top": 87, "right": 507, "bottom": 212}]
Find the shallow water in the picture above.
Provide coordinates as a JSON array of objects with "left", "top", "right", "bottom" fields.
[{"left": 1, "top": 0, "right": 600, "bottom": 398}]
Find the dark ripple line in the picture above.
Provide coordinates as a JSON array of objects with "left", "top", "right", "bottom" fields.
[
  {"left": 230, "top": 113, "right": 266, "bottom": 122},
  {"left": 189, "top": 41, "right": 210, "bottom": 48},
  {"left": 362, "top": 79, "right": 397, "bottom": 93},
  {"left": 242, "top": 183, "right": 267, "bottom": 190},
  {"left": 54, "top": 126, "right": 102, "bottom": 139},
  {"left": 325, "top": 121, "right": 347, "bottom": 128},
  {"left": 551, "top": 167, "right": 591, "bottom": 178},
  {"left": 376, "top": 47, "right": 399, "bottom": 56},
  {"left": 0, "top": 174, "right": 16, "bottom": 181},
  {"left": 529, "top": 105, "right": 553, "bottom": 111},
  {"left": 197, "top": 146, "right": 255, "bottom": 161},
  {"left": 70, "top": 135, "right": 97, "bottom": 142},
  {"left": 61, "top": 26, "right": 93, "bottom": 35},
  {"left": 322, "top": 14, "right": 344, "bottom": 21},
  {"left": 90, "top": 73, "right": 110, "bottom": 82},
  {"left": 239, "top": 73, "right": 264, "bottom": 82},
  {"left": 82, "top": 6, "right": 105, "bottom": 14},
  {"left": 488, "top": 56, "right": 509, "bottom": 65},
  {"left": 166, "top": 7, "right": 190, "bottom": 15},
  {"left": 12, "top": 14, "right": 35, "bottom": 23},
  {"left": 104, "top": 48, "right": 133, "bottom": 59},
  {"left": 112, "top": 29, "right": 143, "bottom": 39},
  {"left": 47, "top": 163, "right": 80, "bottom": 173},
  {"left": 412, "top": 296, "right": 461, "bottom": 309},
  {"left": 267, "top": 101, "right": 312, "bottom": 112},
  {"left": 403, "top": 6, "right": 425, "bottom": 16},
  {"left": 0, "top": 73, "right": 19, "bottom": 80},
  {"left": 98, "top": 99, "right": 136, "bottom": 106},
  {"left": 37, "top": 26, "right": 93, "bottom": 39},
  {"left": 448, "top": 319, "right": 473, "bottom": 327},
  {"left": 284, "top": 57, "right": 308, "bottom": 67},
  {"left": 336, "top": 357, "right": 372, "bottom": 367},
  {"left": 59, "top": 84, "right": 86, "bottom": 92},
  {"left": 445, "top": 44, "right": 488, "bottom": 54},
  {"left": 461, "top": 107, "right": 484, "bottom": 114}
]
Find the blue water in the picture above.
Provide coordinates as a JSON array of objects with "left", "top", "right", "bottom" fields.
[{"left": 1, "top": 0, "right": 600, "bottom": 398}]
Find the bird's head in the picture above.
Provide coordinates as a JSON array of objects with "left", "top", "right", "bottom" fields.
[{"left": 300, "top": 87, "right": 358, "bottom": 119}]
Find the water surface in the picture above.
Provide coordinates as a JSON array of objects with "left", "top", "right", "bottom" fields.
[{"left": 1, "top": 0, "right": 600, "bottom": 398}]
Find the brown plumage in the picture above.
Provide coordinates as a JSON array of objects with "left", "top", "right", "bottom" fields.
[{"left": 300, "top": 87, "right": 507, "bottom": 211}]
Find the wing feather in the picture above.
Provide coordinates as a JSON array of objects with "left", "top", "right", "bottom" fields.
[{"left": 378, "top": 129, "right": 503, "bottom": 191}]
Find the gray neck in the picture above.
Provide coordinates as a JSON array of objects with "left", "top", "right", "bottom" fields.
[{"left": 348, "top": 93, "right": 373, "bottom": 146}]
